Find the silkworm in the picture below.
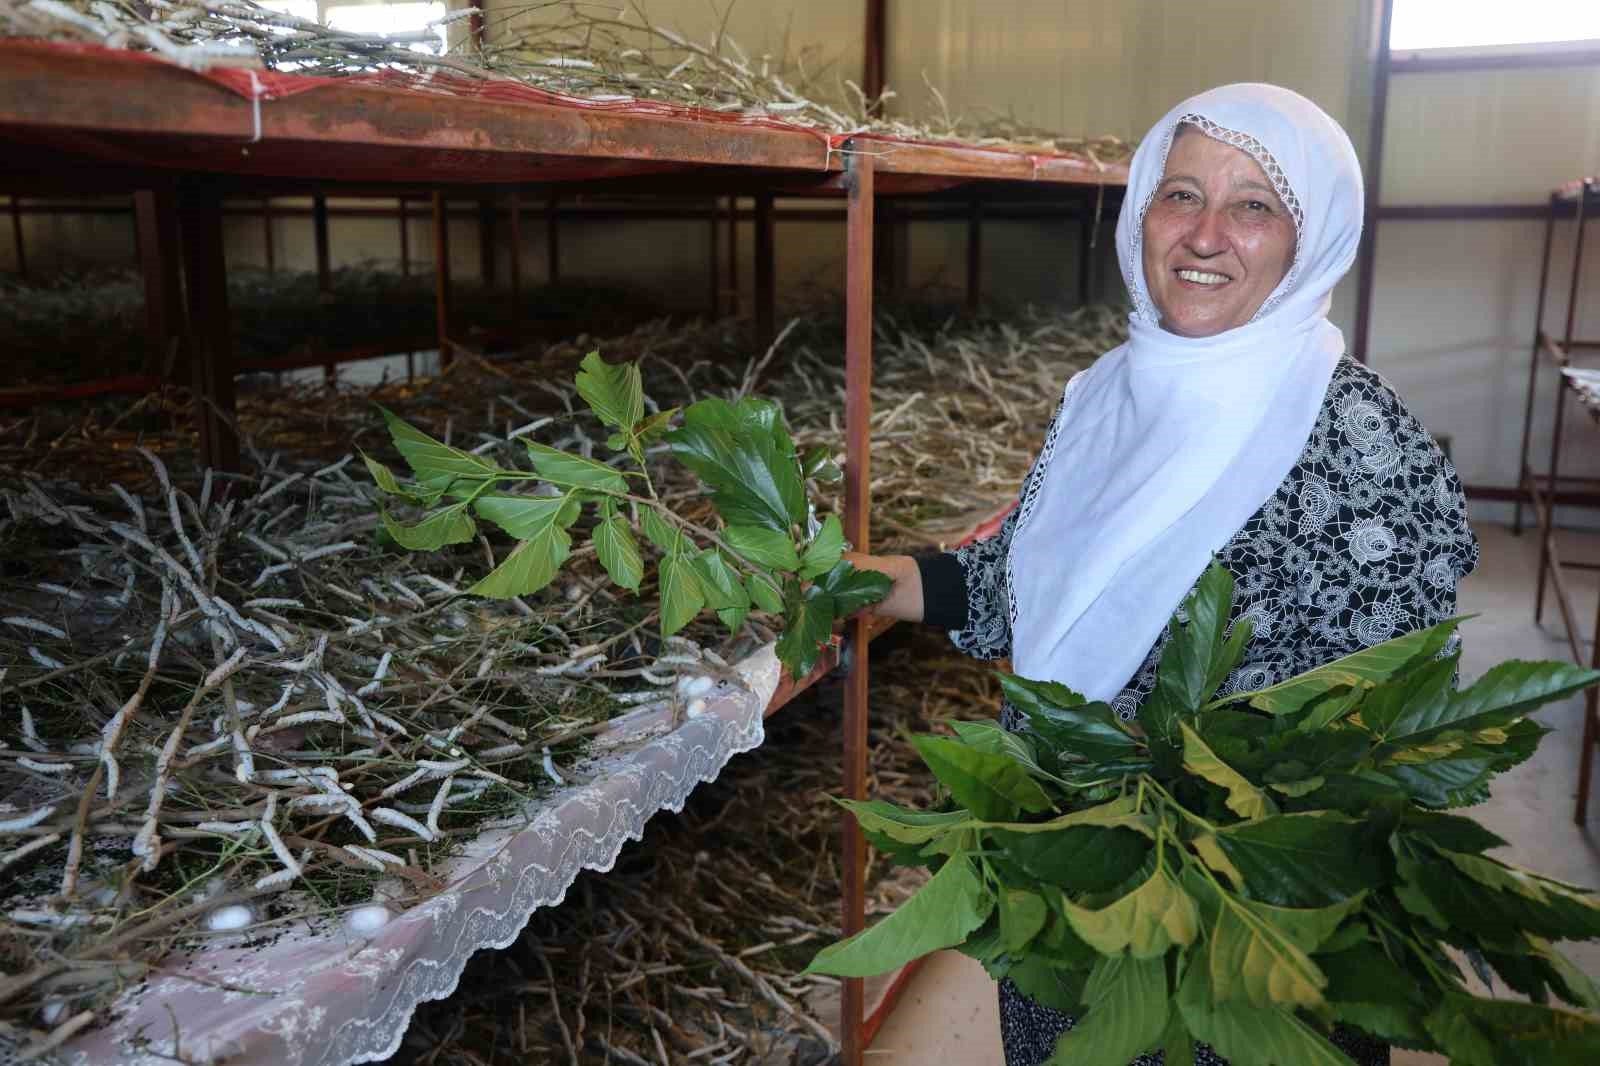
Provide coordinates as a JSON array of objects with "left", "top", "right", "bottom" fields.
[
  {"left": 5, "top": 616, "right": 67, "bottom": 639},
  {"left": 0, "top": 805, "right": 57, "bottom": 834},
  {"left": 371, "top": 806, "right": 434, "bottom": 842}
]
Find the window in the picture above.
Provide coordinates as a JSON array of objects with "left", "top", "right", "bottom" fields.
[{"left": 1390, "top": 0, "right": 1600, "bottom": 52}]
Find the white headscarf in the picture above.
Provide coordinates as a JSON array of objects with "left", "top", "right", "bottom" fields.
[{"left": 1007, "top": 83, "right": 1364, "bottom": 702}]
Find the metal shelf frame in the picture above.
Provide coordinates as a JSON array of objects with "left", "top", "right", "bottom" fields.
[
  {"left": 1514, "top": 177, "right": 1600, "bottom": 824},
  {"left": 0, "top": 38, "right": 1127, "bottom": 1065}
]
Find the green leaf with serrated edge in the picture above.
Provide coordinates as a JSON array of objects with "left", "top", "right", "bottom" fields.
[
  {"left": 523, "top": 441, "right": 628, "bottom": 494},
  {"left": 975, "top": 793, "right": 1153, "bottom": 836},
  {"left": 1161, "top": 1010, "right": 1197, "bottom": 1066},
  {"left": 803, "top": 852, "right": 992, "bottom": 977},
  {"left": 813, "top": 560, "right": 892, "bottom": 617},
  {"left": 798, "top": 513, "right": 844, "bottom": 580},
  {"left": 1176, "top": 957, "right": 1357, "bottom": 1066},
  {"left": 1206, "top": 889, "right": 1329, "bottom": 1008},
  {"left": 1162, "top": 563, "right": 1237, "bottom": 713},
  {"left": 1191, "top": 834, "right": 1245, "bottom": 890},
  {"left": 691, "top": 548, "right": 750, "bottom": 632},
  {"left": 1006, "top": 954, "right": 1087, "bottom": 1014},
  {"left": 775, "top": 582, "right": 833, "bottom": 679},
  {"left": 657, "top": 552, "right": 705, "bottom": 637},
  {"left": 638, "top": 506, "right": 686, "bottom": 555},
  {"left": 1001, "top": 674, "right": 1139, "bottom": 764},
  {"left": 1424, "top": 993, "right": 1600, "bottom": 1066},
  {"left": 1294, "top": 685, "right": 1365, "bottom": 732},
  {"left": 1268, "top": 776, "right": 1325, "bottom": 798},
  {"left": 910, "top": 735, "right": 1054, "bottom": 823},
  {"left": 946, "top": 720, "right": 1071, "bottom": 787},
  {"left": 361, "top": 450, "right": 419, "bottom": 500},
  {"left": 591, "top": 508, "right": 643, "bottom": 592},
  {"left": 1381, "top": 754, "right": 1500, "bottom": 808},
  {"left": 667, "top": 399, "right": 806, "bottom": 531},
  {"left": 1059, "top": 857, "right": 1199, "bottom": 959},
  {"left": 467, "top": 503, "right": 581, "bottom": 599},
  {"left": 995, "top": 825, "right": 1150, "bottom": 895},
  {"left": 380, "top": 502, "right": 475, "bottom": 550},
  {"left": 1050, "top": 953, "right": 1169, "bottom": 1066},
  {"left": 835, "top": 799, "right": 972, "bottom": 844},
  {"left": 800, "top": 445, "right": 836, "bottom": 479},
  {"left": 998, "top": 673, "right": 1088, "bottom": 709},
  {"left": 1442, "top": 849, "right": 1600, "bottom": 934},
  {"left": 1526, "top": 936, "right": 1600, "bottom": 1010},
  {"left": 379, "top": 405, "right": 501, "bottom": 491},
  {"left": 1220, "top": 616, "right": 1463, "bottom": 715},
  {"left": 746, "top": 571, "right": 783, "bottom": 613},
  {"left": 1377, "top": 659, "right": 1600, "bottom": 751},
  {"left": 1212, "top": 812, "right": 1384, "bottom": 907},
  {"left": 721, "top": 524, "right": 800, "bottom": 570},
  {"left": 1181, "top": 721, "right": 1277, "bottom": 821},
  {"left": 1395, "top": 840, "right": 1600, "bottom": 944},
  {"left": 635, "top": 407, "right": 678, "bottom": 444},
  {"left": 1318, "top": 943, "right": 1433, "bottom": 1047},
  {"left": 575, "top": 351, "right": 644, "bottom": 432},
  {"left": 999, "top": 888, "right": 1049, "bottom": 954}
]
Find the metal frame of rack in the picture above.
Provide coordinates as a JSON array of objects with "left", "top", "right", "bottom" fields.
[{"left": 1515, "top": 176, "right": 1600, "bottom": 823}]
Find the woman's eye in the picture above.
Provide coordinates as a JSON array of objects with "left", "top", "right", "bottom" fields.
[
  {"left": 1244, "top": 200, "right": 1270, "bottom": 212},
  {"left": 1168, "top": 190, "right": 1196, "bottom": 203}
]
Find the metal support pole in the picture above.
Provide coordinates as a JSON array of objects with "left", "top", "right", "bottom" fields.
[
  {"left": 862, "top": 0, "right": 887, "bottom": 116},
  {"left": 840, "top": 149, "right": 875, "bottom": 1066},
  {"left": 1078, "top": 204, "right": 1096, "bottom": 307},
  {"left": 1352, "top": 0, "right": 1395, "bottom": 365},
  {"left": 1579, "top": 580, "right": 1600, "bottom": 823},
  {"left": 9, "top": 195, "right": 25, "bottom": 278},
  {"left": 399, "top": 197, "right": 414, "bottom": 381},
  {"left": 509, "top": 189, "right": 523, "bottom": 344},
  {"left": 262, "top": 197, "right": 275, "bottom": 274},
  {"left": 1536, "top": 185, "right": 1587, "bottom": 624},
  {"left": 136, "top": 186, "right": 183, "bottom": 381},
  {"left": 433, "top": 191, "right": 453, "bottom": 368},
  {"left": 708, "top": 196, "right": 721, "bottom": 318},
  {"left": 966, "top": 193, "right": 982, "bottom": 313},
  {"left": 478, "top": 197, "right": 497, "bottom": 287},
  {"left": 546, "top": 192, "right": 561, "bottom": 286},
  {"left": 727, "top": 195, "right": 740, "bottom": 316},
  {"left": 755, "top": 191, "right": 775, "bottom": 346},
  {"left": 1514, "top": 194, "right": 1558, "bottom": 534},
  {"left": 313, "top": 192, "right": 333, "bottom": 384},
  {"left": 179, "top": 179, "right": 239, "bottom": 472}
]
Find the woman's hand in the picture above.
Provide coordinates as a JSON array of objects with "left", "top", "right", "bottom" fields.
[{"left": 842, "top": 551, "right": 924, "bottom": 623}]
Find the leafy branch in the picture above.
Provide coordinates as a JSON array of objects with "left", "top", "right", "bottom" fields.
[
  {"left": 365, "top": 351, "right": 890, "bottom": 680},
  {"left": 806, "top": 563, "right": 1600, "bottom": 1065}
]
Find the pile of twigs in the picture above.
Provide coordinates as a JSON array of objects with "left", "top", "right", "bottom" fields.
[
  {"left": 0, "top": 0, "right": 1133, "bottom": 161},
  {"left": 388, "top": 625, "right": 1000, "bottom": 1066}
]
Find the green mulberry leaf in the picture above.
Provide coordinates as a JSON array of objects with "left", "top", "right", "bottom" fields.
[
  {"left": 524, "top": 442, "right": 628, "bottom": 494},
  {"left": 575, "top": 351, "right": 644, "bottom": 432},
  {"left": 380, "top": 502, "right": 475, "bottom": 550},
  {"left": 378, "top": 405, "right": 500, "bottom": 493}
]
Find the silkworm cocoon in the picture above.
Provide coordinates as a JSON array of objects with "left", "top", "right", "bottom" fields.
[
  {"left": 347, "top": 905, "right": 391, "bottom": 935},
  {"left": 206, "top": 905, "right": 254, "bottom": 932},
  {"left": 686, "top": 698, "right": 709, "bottom": 719}
]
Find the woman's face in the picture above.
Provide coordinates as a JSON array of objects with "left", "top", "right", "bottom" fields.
[{"left": 1140, "top": 127, "right": 1297, "bottom": 338}]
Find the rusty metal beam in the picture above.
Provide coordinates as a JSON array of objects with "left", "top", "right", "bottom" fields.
[
  {"left": 840, "top": 148, "right": 874, "bottom": 1066},
  {"left": 755, "top": 191, "right": 775, "bottom": 345},
  {"left": 135, "top": 185, "right": 182, "bottom": 381},
  {"left": 8, "top": 194, "right": 23, "bottom": 277},
  {"left": 179, "top": 179, "right": 238, "bottom": 471},
  {"left": 862, "top": 0, "right": 887, "bottom": 116},
  {"left": 1514, "top": 195, "right": 1559, "bottom": 535},
  {"left": 1352, "top": 0, "right": 1395, "bottom": 365},
  {"left": 433, "top": 190, "right": 452, "bottom": 368},
  {"left": 1536, "top": 185, "right": 1588, "bottom": 625}
]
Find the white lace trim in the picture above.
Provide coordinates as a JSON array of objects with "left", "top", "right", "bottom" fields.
[
  {"left": 1123, "top": 112, "right": 1305, "bottom": 325},
  {"left": 12, "top": 649, "right": 784, "bottom": 1066}
]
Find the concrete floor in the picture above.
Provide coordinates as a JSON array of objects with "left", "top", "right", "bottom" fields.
[{"left": 867, "top": 523, "right": 1600, "bottom": 1066}]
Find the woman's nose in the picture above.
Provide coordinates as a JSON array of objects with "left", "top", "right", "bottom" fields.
[{"left": 1183, "top": 208, "right": 1227, "bottom": 257}]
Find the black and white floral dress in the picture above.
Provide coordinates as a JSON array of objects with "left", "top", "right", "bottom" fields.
[{"left": 916, "top": 357, "right": 1480, "bottom": 1066}]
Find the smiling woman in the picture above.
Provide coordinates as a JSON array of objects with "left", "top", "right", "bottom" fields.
[
  {"left": 1141, "top": 125, "right": 1298, "bottom": 338},
  {"left": 845, "top": 83, "right": 1479, "bottom": 1066}
]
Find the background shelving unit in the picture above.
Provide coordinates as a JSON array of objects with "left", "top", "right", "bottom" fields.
[{"left": 1515, "top": 176, "right": 1600, "bottom": 822}]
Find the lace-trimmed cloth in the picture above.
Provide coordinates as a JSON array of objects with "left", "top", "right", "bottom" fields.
[{"left": 928, "top": 357, "right": 1477, "bottom": 1066}]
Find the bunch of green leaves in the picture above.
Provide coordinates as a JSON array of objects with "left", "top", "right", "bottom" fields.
[
  {"left": 364, "top": 351, "right": 889, "bottom": 679},
  {"left": 806, "top": 563, "right": 1600, "bottom": 1065}
]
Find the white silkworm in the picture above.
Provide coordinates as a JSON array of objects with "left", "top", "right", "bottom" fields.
[
  {"left": 204, "top": 647, "right": 249, "bottom": 689},
  {"left": 342, "top": 845, "right": 386, "bottom": 871},
  {"left": 195, "top": 821, "right": 255, "bottom": 834},
  {"left": 344, "top": 844, "right": 406, "bottom": 869},
  {"left": 35, "top": 582, "right": 83, "bottom": 601},
  {"left": 19, "top": 706, "right": 47, "bottom": 752},
  {"left": 255, "top": 472, "right": 303, "bottom": 504},
  {"left": 371, "top": 806, "right": 434, "bottom": 842},
  {"left": 17, "top": 757, "right": 69, "bottom": 775},
  {"left": 243, "top": 533, "right": 288, "bottom": 562},
  {"left": 341, "top": 806, "right": 377, "bottom": 843},
  {"left": 251, "top": 766, "right": 337, "bottom": 785},
  {"left": 300, "top": 541, "right": 357, "bottom": 563},
  {"left": 312, "top": 455, "right": 353, "bottom": 479},
  {"left": 541, "top": 747, "right": 564, "bottom": 786},
  {"left": 1, "top": 833, "right": 61, "bottom": 871},
  {"left": 185, "top": 736, "right": 231, "bottom": 757},
  {"left": 507, "top": 416, "right": 553, "bottom": 439},
  {"left": 199, "top": 468, "right": 213, "bottom": 512},
  {"left": 110, "top": 482, "right": 145, "bottom": 530},
  {"left": 252, "top": 866, "right": 299, "bottom": 890},
  {"left": 367, "top": 708, "right": 410, "bottom": 736},
  {"left": 4, "top": 616, "right": 66, "bottom": 639},
  {"left": 388, "top": 579, "right": 426, "bottom": 608},
  {"left": 231, "top": 730, "right": 254, "bottom": 784},
  {"left": 101, "top": 753, "right": 119, "bottom": 800},
  {"left": 426, "top": 775, "right": 454, "bottom": 836},
  {"left": 244, "top": 597, "right": 301, "bottom": 610},
  {"left": 264, "top": 681, "right": 295, "bottom": 716},
  {"left": 258, "top": 793, "right": 299, "bottom": 875},
  {"left": 28, "top": 647, "right": 65, "bottom": 670},
  {"left": 287, "top": 793, "right": 348, "bottom": 811},
  {"left": 0, "top": 805, "right": 56, "bottom": 834},
  {"left": 611, "top": 689, "right": 669, "bottom": 705},
  {"left": 251, "top": 561, "right": 295, "bottom": 588}
]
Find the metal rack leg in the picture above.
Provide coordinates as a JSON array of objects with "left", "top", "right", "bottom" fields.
[
  {"left": 433, "top": 191, "right": 452, "bottom": 368},
  {"left": 179, "top": 180, "right": 238, "bottom": 472},
  {"left": 9, "top": 194, "right": 24, "bottom": 278},
  {"left": 136, "top": 185, "right": 182, "bottom": 381},
  {"left": 546, "top": 192, "right": 560, "bottom": 286},
  {"left": 313, "top": 192, "right": 333, "bottom": 384},
  {"left": 1579, "top": 586, "right": 1600, "bottom": 825},
  {"left": 726, "top": 195, "right": 739, "bottom": 317},
  {"left": 841, "top": 150, "right": 875, "bottom": 1066},
  {"left": 509, "top": 189, "right": 523, "bottom": 346},
  {"left": 1514, "top": 196, "right": 1557, "bottom": 535},
  {"left": 966, "top": 194, "right": 982, "bottom": 314},
  {"left": 708, "top": 195, "right": 720, "bottom": 318},
  {"left": 755, "top": 191, "right": 775, "bottom": 347}
]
